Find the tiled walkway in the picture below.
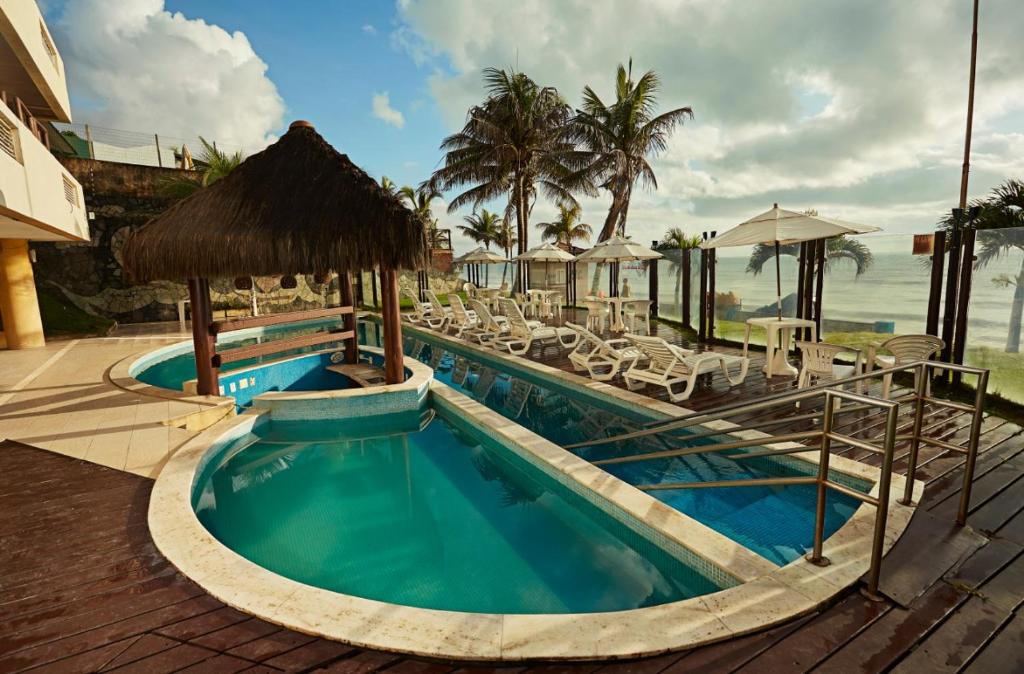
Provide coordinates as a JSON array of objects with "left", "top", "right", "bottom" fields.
[{"left": 0, "top": 324, "right": 221, "bottom": 478}]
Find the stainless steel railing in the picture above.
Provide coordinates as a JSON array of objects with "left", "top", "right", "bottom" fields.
[{"left": 565, "top": 359, "right": 989, "bottom": 599}]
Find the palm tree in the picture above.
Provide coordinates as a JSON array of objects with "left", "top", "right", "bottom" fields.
[
  {"left": 399, "top": 184, "right": 442, "bottom": 235},
  {"left": 458, "top": 210, "right": 501, "bottom": 285},
  {"left": 380, "top": 175, "right": 398, "bottom": 197},
  {"left": 570, "top": 61, "right": 693, "bottom": 241},
  {"left": 656, "top": 227, "right": 702, "bottom": 325},
  {"left": 494, "top": 216, "right": 518, "bottom": 285},
  {"left": 429, "top": 68, "right": 586, "bottom": 289},
  {"left": 945, "top": 179, "right": 1024, "bottom": 352},
  {"left": 159, "top": 137, "right": 242, "bottom": 199},
  {"left": 746, "top": 236, "right": 874, "bottom": 278},
  {"left": 536, "top": 204, "right": 592, "bottom": 247}
]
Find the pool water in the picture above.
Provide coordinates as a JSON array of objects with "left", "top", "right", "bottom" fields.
[
  {"left": 362, "top": 323, "right": 867, "bottom": 566},
  {"left": 136, "top": 317, "right": 345, "bottom": 390},
  {"left": 193, "top": 409, "right": 724, "bottom": 614}
]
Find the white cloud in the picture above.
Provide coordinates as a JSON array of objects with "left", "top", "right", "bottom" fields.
[
  {"left": 54, "top": 0, "right": 285, "bottom": 153},
  {"left": 372, "top": 92, "right": 405, "bottom": 128},
  {"left": 362, "top": 24, "right": 377, "bottom": 35},
  {"left": 395, "top": 0, "right": 1024, "bottom": 241}
]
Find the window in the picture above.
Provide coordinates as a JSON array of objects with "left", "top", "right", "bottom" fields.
[
  {"left": 39, "top": 23, "right": 59, "bottom": 71},
  {"left": 62, "top": 174, "right": 78, "bottom": 207},
  {"left": 0, "top": 118, "right": 16, "bottom": 161}
]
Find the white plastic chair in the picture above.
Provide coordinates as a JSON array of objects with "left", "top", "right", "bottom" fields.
[
  {"left": 623, "top": 299, "right": 653, "bottom": 335},
  {"left": 493, "top": 299, "right": 577, "bottom": 356},
  {"left": 623, "top": 335, "right": 750, "bottom": 402},
  {"left": 565, "top": 322, "right": 644, "bottom": 381},
  {"left": 796, "top": 341, "right": 863, "bottom": 408},
  {"left": 867, "top": 334, "right": 944, "bottom": 399},
  {"left": 548, "top": 293, "right": 564, "bottom": 320},
  {"left": 462, "top": 282, "right": 478, "bottom": 299},
  {"left": 583, "top": 300, "right": 610, "bottom": 333}
]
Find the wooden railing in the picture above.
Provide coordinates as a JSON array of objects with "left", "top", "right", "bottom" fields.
[{"left": 207, "top": 306, "right": 356, "bottom": 373}]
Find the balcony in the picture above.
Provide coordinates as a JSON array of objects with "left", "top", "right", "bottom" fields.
[{"left": 0, "top": 98, "right": 87, "bottom": 242}]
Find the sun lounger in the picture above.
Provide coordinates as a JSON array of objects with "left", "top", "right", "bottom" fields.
[
  {"left": 493, "top": 299, "right": 577, "bottom": 356},
  {"left": 565, "top": 322, "right": 644, "bottom": 381},
  {"left": 624, "top": 335, "right": 749, "bottom": 402}
]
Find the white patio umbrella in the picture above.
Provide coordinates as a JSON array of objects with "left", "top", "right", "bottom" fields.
[
  {"left": 576, "top": 235, "right": 662, "bottom": 296},
  {"left": 702, "top": 203, "right": 880, "bottom": 319},
  {"left": 462, "top": 246, "right": 507, "bottom": 287},
  {"left": 516, "top": 242, "right": 575, "bottom": 289}
]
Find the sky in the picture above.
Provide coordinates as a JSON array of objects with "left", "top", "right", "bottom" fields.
[{"left": 41, "top": 0, "right": 1024, "bottom": 256}]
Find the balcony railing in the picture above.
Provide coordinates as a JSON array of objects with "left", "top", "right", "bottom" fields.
[{"left": 0, "top": 91, "right": 49, "bottom": 149}]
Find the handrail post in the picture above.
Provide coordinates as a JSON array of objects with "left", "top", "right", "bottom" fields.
[
  {"left": 957, "top": 369, "right": 989, "bottom": 525},
  {"left": 807, "top": 391, "right": 834, "bottom": 566},
  {"left": 900, "top": 362, "right": 929, "bottom": 505},
  {"left": 864, "top": 401, "right": 899, "bottom": 600}
]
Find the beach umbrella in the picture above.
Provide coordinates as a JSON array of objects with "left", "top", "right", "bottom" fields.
[
  {"left": 576, "top": 235, "right": 662, "bottom": 296},
  {"left": 462, "top": 247, "right": 507, "bottom": 286},
  {"left": 701, "top": 203, "right": 880, "bottom": 320},
  {"left": 516, "top": 242, "right": 575, "bottom": 291}
]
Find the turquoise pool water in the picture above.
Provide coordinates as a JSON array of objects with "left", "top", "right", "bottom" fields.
[
  {"left": 193, "top": 408, "right": 725, "bottom": 613},
  {"left": 360, "top": 323, "right": 868, "bottom": 566},
  {"left": 135, "top": 317, "right": 345, "bottom": 390}
]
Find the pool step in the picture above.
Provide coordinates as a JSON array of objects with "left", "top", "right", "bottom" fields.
[{"left": 325, "top": 363, "right": 387, "bottom": 387}]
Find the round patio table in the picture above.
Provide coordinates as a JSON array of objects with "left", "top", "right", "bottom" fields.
[{"left": 743, "top": 316, "right": 817, "bottom": 377}]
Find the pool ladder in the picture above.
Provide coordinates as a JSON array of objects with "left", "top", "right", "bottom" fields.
[{"left": 565, "top": 360, "right": 989, "bottom": 600}]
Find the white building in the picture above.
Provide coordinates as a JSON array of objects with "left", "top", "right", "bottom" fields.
[{"left": 0, "top": 0, "right": 88, "bottom": 348}]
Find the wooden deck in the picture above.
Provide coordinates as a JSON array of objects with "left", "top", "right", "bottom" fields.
[{"left": 2, "top": 311, "right": 1023, "bottom": 672}]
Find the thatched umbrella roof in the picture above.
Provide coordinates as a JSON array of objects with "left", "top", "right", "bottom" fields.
[{"left": 122, "top": 120, "right": 428, "bottom": 282}]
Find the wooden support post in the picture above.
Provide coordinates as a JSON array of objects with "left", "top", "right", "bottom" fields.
[
  {"left": 355, "top": 271, "right": 365, "bottom": 306},
  {"left": 380, "top": 268, "right": 404, "bottom": 384},
  {"left": 699, "top": 233, "right": 709, "bottom": 341},
  {"left": 708, "top": 231, "right": 717, "bottom": 340},
  {"left": 814, "top": 239, "right": 825, "bottom": 339},
  {"left": 339, "top": 271, "right": 358, "bottom": 364},
  {"left": 941, "top": 217, "right": 963, "bottom": 370},
  {"left": 187, "top": 277, "right": 219, "bottom": 395},
  {"left": 648, "top": 243, "right": 659, "bottom": 318},
  {"left": 154, "top": 134, "right": 162, "bottom": 167},
  {"left": 682, "top": 248, "right": 692, "bottom": 329},
  {"left": 796, "top": 242, "right": 807, "bottom": 327},
  {"left": 926, "top": 230, "right": 946, "bottom": 337},
  {"left": 952, "top": 227, "right": 976, "bottom": 384}
]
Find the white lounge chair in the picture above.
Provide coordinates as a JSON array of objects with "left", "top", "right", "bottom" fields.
[
  {"left": 623, "top": 335, "right": 750, "bottom": 402},
  {"left": 467, "top": 299, "right": 508, "bottom": 344},
  {"left": 447, "top": 294, "right": 480, "bottom": 338},
  {"left": 493, "top": 299, "right": 577, "bottom": 356},
  {"left": 867, "top": 334, "right": 944, "bottom": 399},
  {"left": 565, "top": 322, "right": 644, "bottom": 381},
  {"left": 402, "top": 289, "right": 446, "bottom": 329},
  {"left": 422, "top": 290, "right": 452, "bottom": 331}
]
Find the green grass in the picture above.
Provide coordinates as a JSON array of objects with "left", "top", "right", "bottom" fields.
[
  {"left": 393, "top": 291, "right": 468, "bottom": 310},
  {"left": 37, "top": 287, "right": 115, "bottom": 337}
]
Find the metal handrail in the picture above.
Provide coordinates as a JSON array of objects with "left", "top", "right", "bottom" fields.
[{"left": 565, "top": 360, "right": 989, "bottom": 600}]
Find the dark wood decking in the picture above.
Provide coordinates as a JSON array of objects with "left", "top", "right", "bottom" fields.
[{"left": 2, "top": 312, "right": 1023, "bottom": 672}]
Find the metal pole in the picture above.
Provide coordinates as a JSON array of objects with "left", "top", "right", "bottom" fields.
[
  {"left": 900, "top": 362, "right": 929, "bottom": 505},
  {"left": 154, "top": 134, "right": 162, "bottom": 167},
  {"left": 808, "top": 392, "right": 834, "bottom": 566},
  {"left": 864, "top": 401, "right": 899, "bottom": 600},
  {"left": 959, "top": 0, "right": 979, "bottom": 210},
  {"left": 957, "top": 369, "right": 989, "bottom": 525},
  {"left": 926, "top": 230, "right": 946, "bottom": 336}
]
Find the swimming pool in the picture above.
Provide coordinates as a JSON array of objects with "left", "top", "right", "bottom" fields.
[
  {"left": 132, "top": 317, "right": 868, "bottom": 565},
  {"left": 361, "top": 322, "right": 868, "bottom": 566},
  {"left": 193, "top": 405, "right": 725, "bottom": 614},
  {"left": 135, "top": 316, "right": 345, "bottom": 391}
]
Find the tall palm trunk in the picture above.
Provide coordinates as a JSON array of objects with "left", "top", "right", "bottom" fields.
[{"left": 1007, "top": 261, "right": 1024, "bottom": 353}]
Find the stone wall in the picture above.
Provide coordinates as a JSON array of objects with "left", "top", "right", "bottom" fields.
[{"left": 32, "top": 158, "right": 335, "bottom": 323}]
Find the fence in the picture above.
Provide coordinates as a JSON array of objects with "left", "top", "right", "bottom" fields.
[{"left": 51, "top": 122, "right": 241, "bottom": 169}]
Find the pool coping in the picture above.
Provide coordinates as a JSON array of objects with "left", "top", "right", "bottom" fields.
[{"left": 149, "top": 373, "right": 922, "bottom": 661}]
